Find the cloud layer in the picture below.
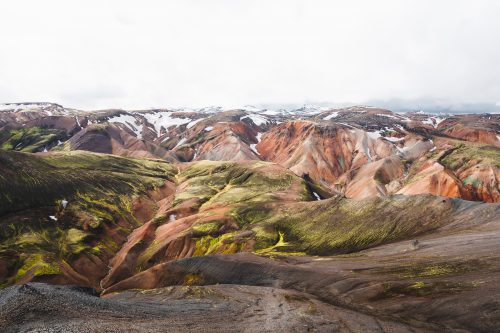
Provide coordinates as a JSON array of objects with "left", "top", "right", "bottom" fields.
[{"left": 1, "top": 0, "right": 499, "bottom": 110}]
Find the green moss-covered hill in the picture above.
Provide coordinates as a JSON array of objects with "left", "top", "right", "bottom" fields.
[
  {"left": 0, "top": 126, "right": 68, "bottom": 153},
  {"left": 0, "top": 150, "right": 176, "bottom": 288},
  {"left": 0, "top": 150, "right": 313, "bottom": 289},
  {"left": 0, "top": 149, "right": 497, "bottom": 292}
]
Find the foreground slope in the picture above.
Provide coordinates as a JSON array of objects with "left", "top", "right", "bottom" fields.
[{"left": 0, "top": 283, "right": 424, "bottom": 333}]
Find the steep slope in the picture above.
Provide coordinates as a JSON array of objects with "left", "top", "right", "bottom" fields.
[
  {"left": 398, "top": 140, "right": 500, "bottom": 202},
  {"left": 62, "top": 123, "right": 175, "bottom": 161},
  {"left": 0, "top": 126, "right": 68, "bottom": 153},
  {"left": 0, "top": 150, "right": 315, "bottom": 290},
  {"left": 257, "top": 121, "right": 414, "bottom": 195},
  {"left": 171, "top": 121, "right": 261, "bottom": 162},
  {"left": 100, "top": 160, "right": 309, "bottom": 289},
  {"left": 0, "top": 150, "right": 177, "bottom": 289},
  {"left": 437, "top": 114, "right": 500, "bottom": 147},
  {"left": 345, "top": 156, "right": 405, "bottom": 198}
]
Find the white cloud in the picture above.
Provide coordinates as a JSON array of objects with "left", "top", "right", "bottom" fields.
[{"left": 0, "top": 0, "right": 499, "bottom": 110}]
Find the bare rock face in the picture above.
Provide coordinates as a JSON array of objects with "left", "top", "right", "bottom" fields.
[
  {"left": 398, "top": 161, "right": 464, "bottom": 198},
  {"left": 69, "top": 124, "right": 114, "bottom": 154},
  {"left": 195, "top": 125, "right": 260, "bottom": 161},
  {"left": 438, "top": 114, "right": 500, "bottom": 147},
  {"left": 257, "top": 121, "right": 396, "bottom": 192},
  {"left": 457, "top": 163, "right": 500, "bottom": 202},
  {"left": 345, "top": 156, "right": 404, "bottom": 198},
  {"left": 68, "top": 123, "right": 174, "bottom": 160}
]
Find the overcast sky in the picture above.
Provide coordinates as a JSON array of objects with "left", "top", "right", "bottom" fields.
[{"left": 1, "top": 0, "right": 499, "bottom": 110}]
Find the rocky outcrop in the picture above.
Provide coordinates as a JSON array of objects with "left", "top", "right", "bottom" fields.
[
  {"left": 432, "top": 114, "right": 499, "bottom": 146},
  {"left": 398, "top": 161, "right": 464, "bottom": 198},
  {"left": 345, "top": 156, "right": 404, "bottom": 198},
  {"left": 257, "top": 121, "right": 395, "bottom": 190},
  {"left": 67, "top": 123, "right": 175, "bottom": 160}
]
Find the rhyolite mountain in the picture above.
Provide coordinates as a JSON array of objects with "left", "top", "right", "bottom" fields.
[{"left": 0, "top": 102, "right": 499, "bottom": 332}]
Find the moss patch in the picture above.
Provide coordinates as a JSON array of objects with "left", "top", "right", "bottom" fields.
[
  {"left": 440, "top": 142, "right": 500, "bottom": 170},
  {"left": 0, "top": 150, "right": 177, "bottom": 286},
  {"left": 15, "top": 253, "right": 62, "bottom": 280},
  {"left": 0, "top": 127, "right": 66, "bottom": 153}
]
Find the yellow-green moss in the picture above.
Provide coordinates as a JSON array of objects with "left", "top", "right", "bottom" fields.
[
  {"left": 440, "top": 142, "right": 500, "bottom": 170},
  {"left": 192, "top": 222, "right": 222, "bottom": 235},
  {"left": 15, "top": 253, "right": 61, "bottom": 280}
]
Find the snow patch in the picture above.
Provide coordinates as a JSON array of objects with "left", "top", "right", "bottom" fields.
[
  {"left": 236, "top": 105, "right": 262, "bottom": 112},
  {"left": 384, "top": 136, "right": 404, "bottom": 142},
  {"left": 108, "top": 114, "right": 143, "bottom": 139},
  {"left": 422, "top": 117, "right": 446, "bottom": 128},
  {"left": 294, "top": 104, "right": 330, "bottom": 115},
  {"left": 174, "top": 137, "right": 187, "bottom": 148},
  {"left": 260, "top": 109, "right": 279, "bottom": 115},
  {"left": 435, "top": 117, "right": 445, "bottom": 127},
  {"left": 0, "top": 103, "right": 55, "bottom": 111},
  {"left": 312, "top": 192, "right": 321, "bottom": 201},
  {"left": 204, "top": 126, "right": 213, "bottom": 131},
  {"left": 366, "top": 130, "right": 382, "bottom": 139},
  {"left": 339, "top": 122, "right": 356, "bottom": 129},
  {"left": 249, "top": 144, "right": 259, "bottom": 154},
  {"left": 142, "top": 112, "right": 191, "bottom": 136},
  {"left": 323, "top": 112, "right": 339, "bottom": 120},
  {"left": 49, "top": 215, "right": 57, "bottom": 221},
  {"left": 240, "top": 115, "right": 269, "bottom": 126},
  {"left": 186, "top": 118, "right": 204, "bottom": 129},
  {"left": 250, "top": 132, "right": 263, "bottom": 155},
  {"left": 377, "top": 113, "right": 402, "bottom": 120}
]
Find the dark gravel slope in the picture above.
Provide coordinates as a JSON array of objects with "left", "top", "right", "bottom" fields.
[{"left": 0, "top": 283, "right": 425, "bottom": 333}]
